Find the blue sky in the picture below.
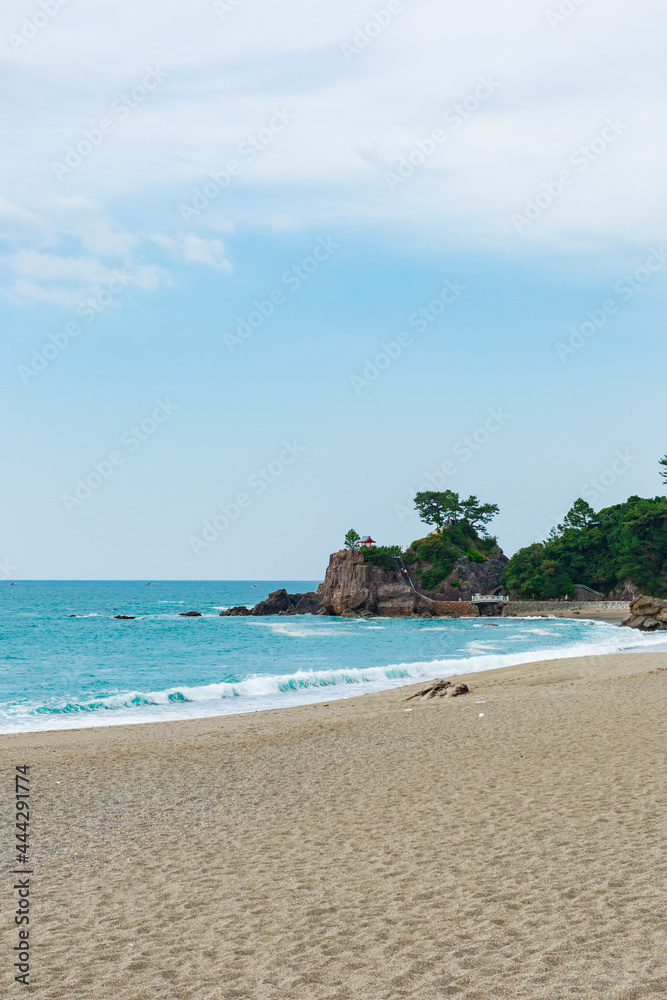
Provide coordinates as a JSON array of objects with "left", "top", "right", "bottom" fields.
[{"left": 1, "top": 0, "right": 666, "bottom": 579}]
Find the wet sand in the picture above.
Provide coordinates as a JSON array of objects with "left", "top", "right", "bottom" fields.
[{"left": 2, "top": 650, "right": 666, "bottom": 999}]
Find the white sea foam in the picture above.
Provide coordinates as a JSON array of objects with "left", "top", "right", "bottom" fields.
[
  {"left": 2, "top": 623, "right": 665, "bottom": 734},
  {"left": 251, "top": 621, "right": 343, "bottom": 638}
]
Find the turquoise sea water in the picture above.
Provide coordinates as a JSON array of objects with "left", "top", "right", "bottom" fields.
[{"left": 1, "top": 581, "right": 662, "bottom": 733}]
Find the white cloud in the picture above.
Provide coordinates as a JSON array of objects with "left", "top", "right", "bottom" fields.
[
  {"left": 180, "top": 235, "right": 231, "bottom": 271},
  {"left": 0, "top": 0, "right": 665, "bottom": 257},
  {"left": 268, "top": 214, "right": 301, "bottom": 232},
  {"left": 8, "top": 280, "right": 84, "bottom": 308},
  {"left": 2, "top": 246, "right": 170, "bottom": 305},
  {"left": 132, "top": 264, "right": 169, "bottom": 290},
  {"left": 150, "top": 233, "right": 232, "bottom": 271},
  {"left": 8, "top": 250, "right": 115, "bottom": 284}
]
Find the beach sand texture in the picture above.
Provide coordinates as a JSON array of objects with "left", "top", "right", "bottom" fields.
[{"left": 2, "top": 650, "right": 667, "bottom": 999}]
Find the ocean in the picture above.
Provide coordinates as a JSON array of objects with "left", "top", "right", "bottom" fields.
[{"left": 1, "top": 580, "right": 662, "bottom": 734}]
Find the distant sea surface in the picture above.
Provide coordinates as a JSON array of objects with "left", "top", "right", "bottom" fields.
[{"left": 1, "top": 580, "right": 663, "bottom": 734}]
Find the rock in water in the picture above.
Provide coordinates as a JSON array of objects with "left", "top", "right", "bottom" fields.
[
  {"left": 113, "top": 615, "right": 136, "bottom": 620},
  {"left": 251, "top": 589, "right": 292, "bottom": 614},
  {"left": 621, "top": 595, "right": 667, "bottom": 631},
  {"left": 179, "top": 611, "right": 203, "bottom": 617},
  {"left": 220, "top": 590, "right": 324, "bottom": 616}
]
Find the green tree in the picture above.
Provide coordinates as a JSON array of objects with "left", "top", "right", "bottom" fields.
[
  {"left": 557, "top": 498, "right": 598, "bottom": 533},
  {"left": 413, "top": 490, "right": 462, "bottom": 531},
  {"left": 660, "top": 454, "right": 667, "bottom": 487},
  {"left": 414, "top": 490, "right": 499, "bottom": 534},
  {"left": 344, "top": 529, "right": 361, "bottom": 550},
  {"left": 460, "top": 495, "right": 500, "bottom": 533},
  {"left": 503, "top": 495, "right": 667, "bottom": 599},
  {"left": 501, "top": 542, "right": 574, "bottom": 599}
]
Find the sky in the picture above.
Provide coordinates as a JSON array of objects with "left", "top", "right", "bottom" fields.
[{"left": 1, "top": 0, "right": 666, "bottom": 580}]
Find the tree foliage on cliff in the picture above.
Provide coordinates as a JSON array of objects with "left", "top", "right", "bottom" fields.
[
  {"left": 360, "top": 545, "right": 403, "bottom": 571},
  {"left": 404, "top": 523, "right": 496, "bottom": 592},
  {"left": 413, "top": 490, "right": 499, "bottom": 534},
  {"left": 344, "top": 529, "right": 361, "bottom": 550},
  {"left": 503, "top": 495, "right": 667, "bottom": 599}
]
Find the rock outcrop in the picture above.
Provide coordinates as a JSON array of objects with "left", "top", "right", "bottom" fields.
[
  {"left": 179, "top": 611, "right": 202, "bottom": 617},
  {"left": 407, "top": 679, "right": 470, "bottom": 699},
  {"left": 220, "top": 544, "right": 508, "bottom": 619},
  {"left": 409, "top": 552, "right": 508, "bottom": 602},
  {"left": 621, "top": 595, "right": 667, "bottom": 631},
  {"left": 316, "top": 547, "right": 507, "bottom": 617},
  {"left": 220, "top": 589, "right": 324, "bottom": 617},
  {"left": 316, "top": 550, "right": 436, "bottom": 617},
  {"left": 611, "top": 578, "right": 643, "bottom": 602}
]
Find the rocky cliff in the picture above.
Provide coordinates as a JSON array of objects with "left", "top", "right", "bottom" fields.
[
  {"left": 316, "top": 547, "right": 507, "bottom": 617},
  {"left": 220, "top": 543, "right": 508, "bottom": 619},
  {"left": 316, "top": 550, "right": 434, "bottom": 617},
  {"left": 408, "top": 552, "right": 508, "bottom": 602}
]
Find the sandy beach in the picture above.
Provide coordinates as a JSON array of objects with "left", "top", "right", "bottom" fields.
[{"left": 3, "top": 649, "right": 667, "bottom": 999}]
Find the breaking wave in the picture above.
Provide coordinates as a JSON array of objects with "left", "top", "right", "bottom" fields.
[{"left": 2, "top": 623, "right": 664, "bottom": 733}]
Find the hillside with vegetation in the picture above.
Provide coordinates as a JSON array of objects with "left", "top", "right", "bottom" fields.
[
  {"left": 348, "top": 457, "right": 667, "bottom": 603},
  {"left": 347, "top": 490, "right": 507, "bottom": 598},
  {"left": 502, "top": 495, "right": 667, "bottom": 600}
]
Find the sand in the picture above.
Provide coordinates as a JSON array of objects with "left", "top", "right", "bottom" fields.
[{"left": 2, "top": 650, "right": 667, "bottom": 999}]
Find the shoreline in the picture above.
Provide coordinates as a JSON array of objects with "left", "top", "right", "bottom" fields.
[
  {"left": 2, "top": 649, "right": 666, "bottom": 998},
  {"left": 0, "top": 614, "right": 655, "bottom": 737},
  {"left": 0, "top": 613, "right": 654, "bottom": 737}
]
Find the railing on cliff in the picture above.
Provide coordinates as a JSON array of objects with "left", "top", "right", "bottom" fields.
[
  {"left": 392, "top": 556, "right": 438, "bottom": 603},
  {"left": 472, "top": 594, "right": 509, "bottom": 604}
]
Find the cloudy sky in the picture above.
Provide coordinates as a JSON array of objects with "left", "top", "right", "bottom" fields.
[{"left": 2, "top": 0, "right": 666, "bottom": 579}]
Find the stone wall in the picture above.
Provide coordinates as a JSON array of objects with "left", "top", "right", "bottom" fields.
[
  {"left": 502, "top": 601, "right": 630, "bottom": 616},
  {"left": 432, "top": 601, "right": 476, "bottom": 617}
]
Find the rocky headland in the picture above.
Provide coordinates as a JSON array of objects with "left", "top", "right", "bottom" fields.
[{"left": 221, "top": 542, "right": 508, "bottom": 619}]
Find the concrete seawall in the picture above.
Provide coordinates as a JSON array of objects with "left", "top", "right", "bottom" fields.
[
  {"left": 428, "top": 600, "right": 630, "bottom": 618},
  {"left": 502, "top": 601, "right": 630, "bottom": 616}
]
